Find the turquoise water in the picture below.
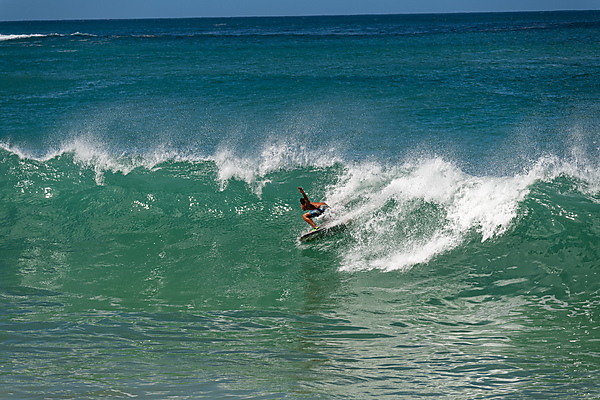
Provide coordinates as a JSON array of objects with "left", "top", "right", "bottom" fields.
[{"left": 1, "top": 12, "right": 600, "bottom": 398}]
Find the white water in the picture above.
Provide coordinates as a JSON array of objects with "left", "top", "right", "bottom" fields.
[{"left": 328, "top": 158, "right": 542, "bottom": 272}]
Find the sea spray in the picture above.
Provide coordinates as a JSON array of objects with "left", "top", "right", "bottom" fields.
[{"left": 214, "top": 137, "right": 342, "bottom": 195}]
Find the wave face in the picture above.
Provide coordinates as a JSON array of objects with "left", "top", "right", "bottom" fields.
[
  {"left": 1, "top": 141, "right": 598, "bottom": 276},
  {"left": 1, "top": 12, "right": 600, "bottom": 399}
]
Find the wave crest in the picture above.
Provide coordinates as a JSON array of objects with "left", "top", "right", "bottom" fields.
[
  {"left": 331, "top": 154, "right": 600, "bottom": 272},
  {"left": 0, "top": 33, "right": 61, "bottom": 41}
]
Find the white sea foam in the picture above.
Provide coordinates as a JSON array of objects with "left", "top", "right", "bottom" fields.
[
  {"left": 0, "top": 33, "right": 58, "bottom": 41},
  {"left": 333, "top": 157, "right": 540, "bottom": 272},
  {"left": 0, "top": 32, "right": 96, "bottom": 42},
  {"left": 71, "top": 32, "right": 97, "bottom": 37}
]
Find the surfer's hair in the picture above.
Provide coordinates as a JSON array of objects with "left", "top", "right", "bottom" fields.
[{"left": 300, "top": 198, "right": 306, "bottom": 205}]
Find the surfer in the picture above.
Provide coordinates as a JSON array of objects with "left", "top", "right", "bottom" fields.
[{"left": 298, "top": 187, "right": 328, "bottom": 230}]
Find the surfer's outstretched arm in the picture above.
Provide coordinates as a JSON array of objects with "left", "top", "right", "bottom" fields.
[{"left": 298, "top": 187, "right": 310, "bottom": 203}]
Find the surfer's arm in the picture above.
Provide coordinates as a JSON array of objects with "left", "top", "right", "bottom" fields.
[{"left": 298, "top": 187, "right": 310, "bottom": 203}]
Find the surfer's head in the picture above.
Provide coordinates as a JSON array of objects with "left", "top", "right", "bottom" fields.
[{"left": 300, "top": 198, "right": 309, "bottom": 210}]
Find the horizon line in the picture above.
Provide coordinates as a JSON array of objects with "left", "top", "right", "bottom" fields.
[{"left": 2, "top": 8, "right": 599, "bottom": 24}]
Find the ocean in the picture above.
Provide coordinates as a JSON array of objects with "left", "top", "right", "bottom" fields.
[{"left": 1, "top": 11, "right": 599, "bottom": 399}]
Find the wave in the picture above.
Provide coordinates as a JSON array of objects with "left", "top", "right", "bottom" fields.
[
  {"left": 71, "top": 32, "right": 97, "bottom": 37},
  {"left": 0, "top": 32, "right": 97, "bottom": 42},
  {"left": 328, "top": 159, "right": 530, "bottom": 271},
  {"left": 1, "top": 139, "right": 599, "bottom": 273},
  {"left": 0, "top": 134, "right": 343, "bottom": 191},
  {"left": 331, "top": 156, "right": 599, "bottom": 272},
  {"left": 0, "top": 33, "right": 56, "bottom": 41}
]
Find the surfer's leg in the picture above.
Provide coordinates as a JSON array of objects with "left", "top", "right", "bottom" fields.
[{"left": 302, "top": 212, "right": 318, "bottom": 229}]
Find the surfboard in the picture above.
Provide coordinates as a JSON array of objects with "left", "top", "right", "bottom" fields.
[{"left": 298, "top": 222, "right": 348, "bottom": 242}]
